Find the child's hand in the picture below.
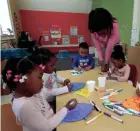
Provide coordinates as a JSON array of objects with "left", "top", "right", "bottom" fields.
[
  {"left": 64, "top": 79, "right": 71, "bottom": 85},
  {"left": 108, "top": 72, "right": 111, "bottom": 77},
  {"left": 74, "top": 67, "right": 82, "bottom": 71},
  {"left": 101, "top": 64, "right": 109, "bottom": 72},
  {"left": 84, "top": 66, "right": 92, "bottom": 71},
  {"left": 136, "top": 88, "right": 140, "bottom": 96},
  {"left": 67, "top": 83, "right": 72, "bottom": 91},
  {"left": 65, "top": 98, "right": 77, "bottom": 110},
  {"left": 107, "top": 76, "right": 118, "bottom": 81}
]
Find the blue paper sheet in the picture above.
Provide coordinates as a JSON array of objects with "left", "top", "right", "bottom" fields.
[
  {"left": 62, "top": 103, "right": 93, "bottom": 123},
  {"left": 71, "top": 83, "right": 85, "bottom": 92}
]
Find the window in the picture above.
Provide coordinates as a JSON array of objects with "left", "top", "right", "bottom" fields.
[{"left": 0, "top": 0, "right": 14, "bottom": 35}]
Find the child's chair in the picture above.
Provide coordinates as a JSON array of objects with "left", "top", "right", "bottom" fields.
[{"left": 128, "top": 64, "right": 138, "bottom": 87}]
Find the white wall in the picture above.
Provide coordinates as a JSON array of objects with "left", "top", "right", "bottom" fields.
[
  {"left": 16, "top": 0, "right": 93, "bottom": 13},
  {"left": 131, "top": 0, "right": 140, "bottom": 45}
]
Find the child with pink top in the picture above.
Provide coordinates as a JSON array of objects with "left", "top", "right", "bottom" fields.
[
  {"left": 107, "top": 45, "right": 131, "bottom": 82},
  {"left": 88, "top": 8, "right": 120, "bottom": 71}
]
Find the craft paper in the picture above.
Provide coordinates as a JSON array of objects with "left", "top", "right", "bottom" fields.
[
  {"left": 123, "top": 96, "right": 140, "bottom": 112},
  {"left": 75, "top": 86, "right": 91, "bottom": 98},
  {"left": 62, "top": 103, "right": 93, "bottom": 123},
  {"left": 70, "top": 83, "right": 86, "bottom": 92},
  {"left": 71, "top": 70, "right": 83, "bottom": 75}
]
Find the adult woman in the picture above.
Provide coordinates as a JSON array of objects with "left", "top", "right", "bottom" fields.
[{"left": 88, "top": 8, "right": 120, "bottom": 71}]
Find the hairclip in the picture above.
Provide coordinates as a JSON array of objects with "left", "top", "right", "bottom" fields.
[
  {"left": 19, "top": 75, "right": 28, "bottom": 83},
  {"left": 6, "top": 70, "right": 12, "bottom": 80},
  {"left": 39, "top": 64, "right": 45, "bottom": 70},
  {"left": 13, "top": 75, "right": 20, "bottom": 82}
]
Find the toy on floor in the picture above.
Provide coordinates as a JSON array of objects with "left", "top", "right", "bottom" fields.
[{"left": 62, "top": 103, "right": 93, "bottom": 123}]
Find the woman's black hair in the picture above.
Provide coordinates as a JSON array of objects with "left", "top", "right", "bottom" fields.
[
  {"left": 88, "top": 8, "right": 116, "bottom": 34},
  {"left": 2, "top": 57, "right": 35, "bottom": 92},
  {"left": 111, "top": 45, "right": 125, "bottom": 62}
]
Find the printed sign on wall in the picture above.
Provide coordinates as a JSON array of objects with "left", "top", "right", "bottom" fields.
[
  {"left": 70, "top": 26, "right": 78, "bottom": 36},
  {"left": 50, "top": 30, "right": 61, "bottom": 38},
  {"left": 62, "top": 35, "right": 70, "bottom": 45},
  {"left": 78, "top": 35, "right": 85, "bottom": 44}
]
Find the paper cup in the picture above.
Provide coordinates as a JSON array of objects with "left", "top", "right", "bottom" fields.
[
  {"left": 98, "top": 77, "right": 106, "bottom": 88},
  {"left": 87, "top": 81, "right": 95, "bottom": 92}
]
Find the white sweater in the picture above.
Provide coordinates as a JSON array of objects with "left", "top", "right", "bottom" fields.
[
  {"left": 12, "top": 92, "right": 68, "bottom": 131},
  {"left": 42, "top": 72, "right": 69, "bottom": 102}
]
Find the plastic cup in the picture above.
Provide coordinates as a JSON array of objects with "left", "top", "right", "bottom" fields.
[
  {"left": 98, "top": 77, "right": 106, "bottom": 88},
  {"left": 87, "top": 81, "right": 95, "bottom": 92}
]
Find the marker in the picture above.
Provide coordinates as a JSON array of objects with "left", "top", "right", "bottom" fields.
[
  {"left": 122, "top": 111, "right": 133, "bottom": 115},
  {"left": 90, "top": 101, "right": 102, "bottom": 112},
  {"left": 113, "top": 105, "right": 127, "bottom": 112},
  {"left": 104, "top": 88, "right": 123, "bottom": 96},
  {"left": 86, "top": 112, "right": 103, "bottom": 124},
  {"left": 104, "top": 106, "right": 123, "bottom": 116},
  {"left": 113, "top": 108, "right": 123, "bottom": 116},
  {"left": 127, "top": 108, "right": 140, "bottom": 115},
  {"left": 104, "top": 112, "right": 123, "bottom": 123}
]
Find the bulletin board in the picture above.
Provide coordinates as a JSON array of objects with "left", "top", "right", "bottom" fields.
[{"left": 20, "top": 10, "right": 91, "bottom": 52}]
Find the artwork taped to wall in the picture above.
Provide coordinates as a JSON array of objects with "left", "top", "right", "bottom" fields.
[
  {"left": 70, "top": 26, "right": 78, "bottom": 36},
  {"left": 62, "top": 35, "right": 70, "bottom": 45},
  {"left": 50, "top": 30, "right": 61, "bottom": 38},
  {"left": 44, "top": 35, "right": 49, "bottom": 41},
  {"left": 78, "top": 35, "right": 85, "bottom": 44}
]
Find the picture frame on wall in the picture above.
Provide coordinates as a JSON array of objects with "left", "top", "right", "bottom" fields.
[
  {"left": 70, "top": 26, "right": 78, "bottom": 36},
  {"left": 78, "top": 35, "right": 85, "bottom": 44},
  {"left": 62, "top": 35, "right": 70, "bottom": 45}
]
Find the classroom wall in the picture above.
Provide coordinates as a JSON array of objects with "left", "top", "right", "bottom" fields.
[
  {"left": 16, "top": 0, "right": 92, "bottom": 13},
  {"left": 16, "top": 0, "right": 93, "bottom": 52},
  {"left": 92, "top": 0, "right": 134, "bottom": 45},
  {"left": 8, "top": 0, "right": 22, "bottom": 41}
]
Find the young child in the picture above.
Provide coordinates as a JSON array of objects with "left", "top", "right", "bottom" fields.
[
  {"left": 107, "top": 45, "right": 131, "bottom": 82},
  {"left": 72, "top": 42, "right": 95, "bottom": 71},
  {"left": 33, "top": 49, "right": 72, "bottom": 102},
  {"left": 2, "top": 57, "right": 77, "bottom": 131}
]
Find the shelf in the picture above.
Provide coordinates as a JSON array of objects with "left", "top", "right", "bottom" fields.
[{"left": 41, "top": 44, "right": 79, "bottom": 48}]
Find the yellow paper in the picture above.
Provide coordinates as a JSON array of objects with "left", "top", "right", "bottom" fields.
[{"left": 75, "top": 86, "right": 91, "bottom": 98}]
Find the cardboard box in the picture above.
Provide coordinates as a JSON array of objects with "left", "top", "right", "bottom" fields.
[{"left": 128, "top": 46, "right": 140, "bottom": 82}]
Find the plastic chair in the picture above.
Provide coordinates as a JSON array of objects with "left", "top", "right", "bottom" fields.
[{"left": 128, "top": 64, "right": 138, "bottom": 87}]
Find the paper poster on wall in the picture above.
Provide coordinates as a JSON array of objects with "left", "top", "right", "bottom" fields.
[
  {"left": 50, "top": 30, "right": 61, "bottom": 38},
  {"left": 44, "top": 35, "right": 49, "bottom": 41},
  {"left": 70, "top": 26, "right": 78, "bottom": 36},
  {"left": 78, "top": 35, "right": 85, "bottom": 44},
  {"left": 62, "top": 35, "right": 70, "bottom": 45}
]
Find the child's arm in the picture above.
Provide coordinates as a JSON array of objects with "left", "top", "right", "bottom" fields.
[
  {"left": 20, "top": 103, "right": 68, "bottom": 131},
  {"left": 72, "top": 56, "right": 82, "bottom": 71},
  {"left": 56, "top": 75, "right": 65, "bottom": 84},
  {"left": 42, "top": 86, "right": 69, "bottom": 99},
  {"left": 117, "top": 65, "right": 130, "bottom": 82}
]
